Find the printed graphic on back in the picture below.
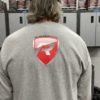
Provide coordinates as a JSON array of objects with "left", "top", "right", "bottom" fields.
[{"left": 33, "top": 36, "right": 59, "bottom": 64}]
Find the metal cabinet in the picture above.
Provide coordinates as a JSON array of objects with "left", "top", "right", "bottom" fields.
[
  {"left": 96, "top": 12, "right": 100, "bottom": 46},
  {"left": 80, "top": 12, "right": 96, "bottom": 47},
  {"left": 60, "top": 13, "right": 77, "bottom": 32},
  {"left": 9, "top": 12, "right": 77, "bottom": 34},
  {"left": 0, "top": 13, "right": 6, "bottom": 47},
  {"left": 9, "top": 13, "right": 26, "bottom": 34},
  {"left": 80, "top": 12, "right": 100, "bottom": 47}
]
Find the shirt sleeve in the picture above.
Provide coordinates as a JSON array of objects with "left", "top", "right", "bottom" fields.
[
  {"left": 0, "top": 54, "right": 13, "bottom": 100},
  {"left": 77, "top": 47, "right": 92, "bottom": 100}
]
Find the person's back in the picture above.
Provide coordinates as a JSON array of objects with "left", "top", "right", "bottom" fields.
[
  {"left": 0, "top": 22, "right": 91, "bottom": 100},
  {"left": 0, "top": 0, "right": 91, "bottom": 100}
]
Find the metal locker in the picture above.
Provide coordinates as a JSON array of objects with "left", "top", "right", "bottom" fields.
[
  {"left": 0, "top": 13, "right": 6, "bottom": 47},
  {"left": 9, "top": 13, "right": 26, "bottom": 34},
  {"left": 60, "top": 13, "right": 77, "bottom": 32},
  {"left": 80, "top": 12, "right": 96, "bottom": 47},
  {"left": 96, "top": 12, "right": 100, "bottom": 46}
]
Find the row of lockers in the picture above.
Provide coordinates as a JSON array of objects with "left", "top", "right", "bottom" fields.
[
  {"left": 0, "top": 12, "right": 100, "bottom": 47},
  {"left": 9, "top": 13, "right": 77, "bottom": 33},
  {"left": 61, "top": 12, "right": 100, "bottom": 47},
  {"left": 0, "top": 12, "right": 77, "bottom": 47},
  {"left": 80, "top": 12, "right": 100, "bottom": 47}
]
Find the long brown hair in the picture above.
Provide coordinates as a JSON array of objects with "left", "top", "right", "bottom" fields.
[{"left": 27, "top": 0, "right": 61, "bottom": 24}]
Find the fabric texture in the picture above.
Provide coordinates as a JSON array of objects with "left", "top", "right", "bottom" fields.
[{"left": 0, "top": 22, "right": 92, "bottom": 100}]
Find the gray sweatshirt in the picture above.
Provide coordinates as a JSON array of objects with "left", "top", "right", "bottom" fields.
[{"left": 0, "top": 22, "right": 92, "bottom": 100}]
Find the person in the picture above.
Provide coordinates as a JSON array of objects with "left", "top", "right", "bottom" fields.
[{"left": 0, "top": 0, "right": 92, "bottom": 100}]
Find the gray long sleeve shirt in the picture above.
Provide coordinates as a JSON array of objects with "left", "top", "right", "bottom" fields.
[{"left": 0, "top": 22, "right": 92, "bottom": 100}]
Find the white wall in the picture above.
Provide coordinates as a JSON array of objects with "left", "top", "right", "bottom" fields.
[{"left": 89, "top": 48, "right": 100, "bottom": 87}]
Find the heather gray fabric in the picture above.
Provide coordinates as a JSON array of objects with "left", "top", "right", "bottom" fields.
[{"left": 0, "top": 22, "right": 92, "bottom": 100}]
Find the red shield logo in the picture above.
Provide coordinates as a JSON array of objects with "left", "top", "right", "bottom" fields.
[{"left": 33, "top": 36, "right": 59, "bottom": 64}]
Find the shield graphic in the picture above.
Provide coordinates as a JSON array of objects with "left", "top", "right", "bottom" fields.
[{"left": 33, "top": 36, "right": 59, "bottom": 64}]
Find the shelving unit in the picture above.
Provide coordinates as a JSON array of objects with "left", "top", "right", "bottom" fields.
[{"left": 1, "top": 0, "right": 100, "bottom": 47}]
